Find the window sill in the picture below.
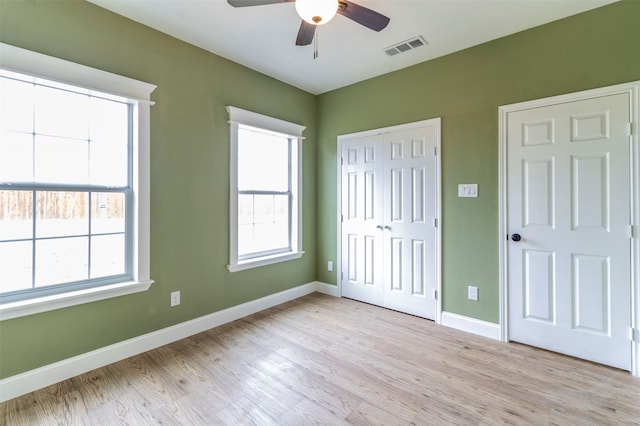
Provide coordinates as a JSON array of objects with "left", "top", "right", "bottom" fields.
[
  {"left": 0, "top": 280, "right": 154, "bottom": 321},
  {"left": 227, "top": 251, "right": 305, "bottom": 273}
]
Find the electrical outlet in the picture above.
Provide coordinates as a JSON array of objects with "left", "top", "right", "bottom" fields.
[
  {"left": 170, "top": 291, "right": 181, "bottom": 307},
  {"left": 468, "top": 286, "right": 479, "bottom": 301},
  {"left": 327, "top": 260, "right": 333, "bottom": 272}
]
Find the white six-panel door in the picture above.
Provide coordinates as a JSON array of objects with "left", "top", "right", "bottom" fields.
[
  {"left": 506, "top": 92, "right": 632, "bottom": 370},
  {"left": 340, "top": 121, "right": 440, "bottom": 319}
]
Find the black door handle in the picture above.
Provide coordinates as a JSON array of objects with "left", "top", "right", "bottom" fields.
[{"left": 511, "top": 233, "right": 522, "bottom": 242}]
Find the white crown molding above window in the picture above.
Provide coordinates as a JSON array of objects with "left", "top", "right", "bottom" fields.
[
  {"left": 0, "top": 43, "right": 156, "bottom": 104},
  {"left": 227, "top": 106, "right": 305, "bottom": 137}
]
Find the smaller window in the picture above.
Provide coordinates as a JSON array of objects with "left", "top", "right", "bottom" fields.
[{"left": 227, "top": 106, "right": 305, "bottom": 272}]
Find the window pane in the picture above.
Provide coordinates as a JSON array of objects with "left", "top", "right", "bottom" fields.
[
  {"left": 238, "top": 194, "right": 254, "bottom": 226},
  {"left": 0, "top": 130, "right": 34, "bottom": 182},
  {"left": 89, "top": 98, "right": 128, "bottom": 186},
  {"left": 238, "top": 194, "right": 289, "bottom": 256},
  {"left": 90, "top": 234, "right": 125, "bottom": 279},
  {"left": 34, "top": 135, "right": 89, "bottom": 184},
  {"left": 35, "top": 237, "right": 88, "bottom": 286},
  {"left": 35, "top": 84, "right": 89, "bottom": 140},
  {"left": 0, "top": 241, "right": 32, "bottom": 293},
  {"left": 0, "top": 76, "right": 34, "bottom": 133},
  {"left": 0, "top": 190, "right": 33, "bottom": 241},
  {"left": 36, "top": 191, "right": 88, "bottom": 238},
  {"left": 89, "top": 139, "right": 127, "bottom": 186},
  {"left": 238, "top": 127, "right": 289, "bottom": 192},
  {"left": 91, "top": 192, "right": 126, "bottom": 234}
]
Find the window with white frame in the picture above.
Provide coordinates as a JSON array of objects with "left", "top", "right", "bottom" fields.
[
  {"left": 227, "top": 106, "right": 305, "bottom": 272},
  {"left": 0, "top": 43, "right": 155, "bottom": 319}
]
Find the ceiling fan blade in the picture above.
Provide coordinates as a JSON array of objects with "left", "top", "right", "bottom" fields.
[
  {"left": 337, "top": 0, "right": 390, "bottom": 32},
  {"left": 296, "top": 20, "right": 315, "bottom": 46},
  {"left": 227, "top": 0, "right": 293, "bottom": 7}
]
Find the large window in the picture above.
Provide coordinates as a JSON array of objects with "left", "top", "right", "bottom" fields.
[
  {"left": 0, "top": 43, "right": 155, "bottom": 319},
  {"left": 227, "top": 106, "right": 305, "bottom": 272}
]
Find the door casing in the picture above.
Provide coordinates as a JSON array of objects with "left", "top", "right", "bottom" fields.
[
  {"left": 498, "top": 81, "right": 640, "bottom": 376},
  {"left": 336, "top": 118, "right": 442, "bottom": 324}
]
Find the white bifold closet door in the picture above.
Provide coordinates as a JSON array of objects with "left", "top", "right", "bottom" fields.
[{"left": 340, "top": 121, "right": 439, "bottom": 319}]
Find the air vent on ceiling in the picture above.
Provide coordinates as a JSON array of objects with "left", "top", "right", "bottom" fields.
[{"left": 384, "top": 36, "right": 428, "bottom": 57}]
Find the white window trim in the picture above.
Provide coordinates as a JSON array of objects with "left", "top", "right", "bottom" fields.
[
  {"left": 227, "top": 106, "right": 305, "bottom": 272},
  {"left": 0, "top": 43, "right": 155, "bottom": 320}
]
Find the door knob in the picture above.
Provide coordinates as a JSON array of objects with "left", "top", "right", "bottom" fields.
[
  {"left": 511, "top": 233, "right": 522, "bottom": 242},
  {"left": 384, "top": 225, "right": 391, "bottom": 230},
  {"left": 376, "top": 225, "right": 383, "bottom": 230}
]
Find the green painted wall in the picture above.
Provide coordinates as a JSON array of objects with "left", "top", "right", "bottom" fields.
[
  {"left": 0, "top": 0, "right": 317, "bottom": 378},
  {"left": 316, "top": 0, "right": 640, "bottom": 322},
  {"left": 1, "top": 0, "right": 639, "bottom": 380}
]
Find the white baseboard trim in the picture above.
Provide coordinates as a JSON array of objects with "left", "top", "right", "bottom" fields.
[
  {"left": 0, "top": 281, "right": 337, "bottom": 403},
  {"left": 314, "top": 281, "right": 339, "bottom": 297},
  {"left": 441, "top": 311, "right": 501, "bottom": 341}
]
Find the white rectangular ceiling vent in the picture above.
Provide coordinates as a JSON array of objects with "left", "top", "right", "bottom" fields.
[{"left": 384, "top": 36, "right": 428, "bottom": 57}]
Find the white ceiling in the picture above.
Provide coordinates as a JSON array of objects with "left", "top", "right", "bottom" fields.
[{"left": 87, "top": 0, "right": 617, "bottom": 95}]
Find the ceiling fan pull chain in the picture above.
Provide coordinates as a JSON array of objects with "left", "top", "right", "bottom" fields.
[{"left": 314, "top": 26, "right": 318, "bottom": 59}]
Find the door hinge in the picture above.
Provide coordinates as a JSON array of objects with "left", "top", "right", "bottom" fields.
[
  {"left": 433, "top": 146, "right": 437, "bottom": 156},
  {"left": 433, "top": 218, "right": 438, "bottom": 228},
  {"left": 341, "top": 214, "right": 344, "bottom": 223},
  {"left": 625, "top": 122, "right": 633, "bottom": 136},
  {"left": 627, "top": 224, "right": 634, "bottom": 239},
  {"left": 630, "top": 327, "right": 639, "bottom": 343},
  {"left": 341, "top": 272, "right": 344, "bottom": 280},
  {"left": 433, "top": 289, "right": 438, "bottom": 300},
  {"left": 341, "top": 156, "right": 344, "bottom": 166}
]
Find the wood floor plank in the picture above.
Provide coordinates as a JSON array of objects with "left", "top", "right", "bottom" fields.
[
  {"left": 278, "top": 397, "right": 348, "bottom": 425},
  {"left": 2, "top": 293, "right": 639, "bottom": 425},
  {"left": 411, "top": 397, "right": 488, "bottom": 426}
]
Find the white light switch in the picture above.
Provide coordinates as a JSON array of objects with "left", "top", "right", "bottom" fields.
[{"left": 458, "top": 184, "right": 478, "bottom": 198}]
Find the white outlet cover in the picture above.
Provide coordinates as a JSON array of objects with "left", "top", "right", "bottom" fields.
[
  {"left": 170, "top": 291, "right": 181, "bottom": 307},
  {"left": 468, "top": 286, "right": 479, "bottom": 301}
]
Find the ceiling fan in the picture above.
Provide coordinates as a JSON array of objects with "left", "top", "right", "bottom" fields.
[{"left": 227, "top": 0, "right": 390, "bottom": 47}]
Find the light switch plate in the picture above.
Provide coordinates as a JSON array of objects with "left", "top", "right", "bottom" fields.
[{"left": 458, "top": 184, "right": 478, "bottom": 198}]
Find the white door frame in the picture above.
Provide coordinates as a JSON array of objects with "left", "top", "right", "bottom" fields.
[
  {"left": 336, "top": 118, "right": 443, "bottom": 324},
  {"left": 498, "top": 81, "right": 640, "bottom": 376}
]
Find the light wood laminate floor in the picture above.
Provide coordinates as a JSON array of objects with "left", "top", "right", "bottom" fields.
[{"left": 1, "top": 293, "right": 639, "bottom": 425}]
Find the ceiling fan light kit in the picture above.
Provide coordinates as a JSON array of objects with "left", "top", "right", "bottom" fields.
[{"left": 295, "top": 0, "right": 339, "bottom": 25}]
